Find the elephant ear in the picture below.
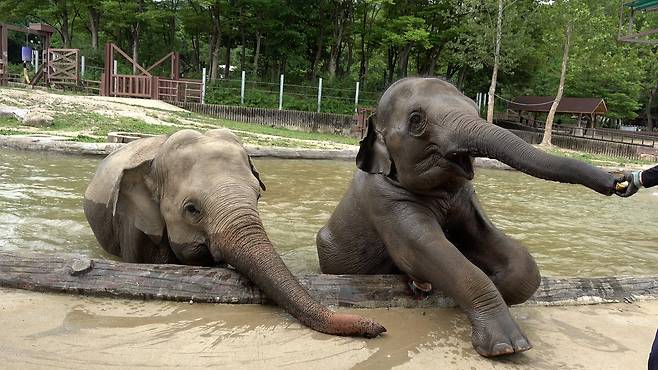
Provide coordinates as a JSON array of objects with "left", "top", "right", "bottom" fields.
[
  {"left": 356, "top": 114, "right": 392, "bottom": 175},
  {"left": 248, "top": 156, "right": 267, "bottom": 191},
  {"left": 107, "top": 138, "right": 166, "bottom": 244}
]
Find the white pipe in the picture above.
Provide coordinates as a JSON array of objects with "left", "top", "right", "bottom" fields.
[
  {"left": 81, "top": 56, "right": 85, "bottom": 78},
  {"left": 278, "top": 74, "right": 284, "bottom": 110},
  {"left": 354, "top": 81, "right": 360, "bottom": 113},
  {"left": 240, "top": 70, "right": 246, "bottom": 105},
  {"left": 317, "top": 78, "right": 323, "bottom": 113},
  {"left": 113, "top": 60, "right": 117, "bottom": 75},
  {"left": 201, "top": 67, "right": 207, "bottom": 104}
]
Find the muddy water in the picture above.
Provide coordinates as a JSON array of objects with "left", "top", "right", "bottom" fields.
[{"left": 1, "top": 148, "right": 657, "bottom": 276}]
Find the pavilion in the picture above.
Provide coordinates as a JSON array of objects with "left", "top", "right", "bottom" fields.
[{"left": 508, "top": 96, "right": 608, "bottom": 129}]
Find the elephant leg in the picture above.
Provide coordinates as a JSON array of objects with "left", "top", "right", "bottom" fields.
[
  {"left": 373, "top": 201, "right": 531, "bottom": 357},
  {"left": 447, "top": 194, "right": 541, "bottom": 306}
]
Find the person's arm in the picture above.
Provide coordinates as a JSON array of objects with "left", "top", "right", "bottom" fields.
[
  {"left": 614, "top": 164, "right": 658, "bottom": 197},
  {"left": 640, "top": 165, "right": 658, "bottom": 188}
]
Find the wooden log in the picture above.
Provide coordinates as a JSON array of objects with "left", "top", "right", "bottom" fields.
[{"left": 1, "top": 251, "right": 657, "bottom": 308}]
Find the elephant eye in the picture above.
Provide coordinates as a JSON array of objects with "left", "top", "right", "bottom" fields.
[
  {"left": 408, "top": 111, "right": 426, "bottom": 137},
  {"left": 184, "top": 203, "right": 202, "bottom": 218}
]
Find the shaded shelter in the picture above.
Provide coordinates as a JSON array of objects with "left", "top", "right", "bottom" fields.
[
  {"left": 0, "top": 23, "right": 54, "bottom": 86},
  {"left": 508, "top": 96, "right": 608, "bottom": 129}
]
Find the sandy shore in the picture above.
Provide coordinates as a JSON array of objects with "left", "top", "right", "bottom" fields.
[{"left": 1, "top": 287, "right": 656, "bottom": 369}]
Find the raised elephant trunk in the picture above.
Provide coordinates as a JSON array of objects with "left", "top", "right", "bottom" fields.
[
  {"left": 453, "top": 117, "right": 616, "bottom": 195},
  {"left": 208, "top": 196, "right": 385, "bottom": 338}
]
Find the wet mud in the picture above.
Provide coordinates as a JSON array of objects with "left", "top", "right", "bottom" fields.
[{"left": 1, "top": 288, "right": 656, "bottom": 369}]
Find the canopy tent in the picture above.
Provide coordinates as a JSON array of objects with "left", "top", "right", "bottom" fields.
[
  {"left": 619, "top": 1, "right": 658, "bottom": 45},
  {"left": 508, "top": 96, "right": 608, "bottom": 128}
]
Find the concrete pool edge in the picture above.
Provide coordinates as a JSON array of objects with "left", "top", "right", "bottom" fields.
[
  {"left": 1, "top": 251, "right": 657, "bottom": 308},
  {"left": 2, "top": 134, "right": 636, "bottom": 173}
]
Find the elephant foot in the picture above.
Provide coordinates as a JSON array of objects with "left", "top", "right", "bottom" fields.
[{"left": 469, "top": 310, "right": 532, "bottom": 357}]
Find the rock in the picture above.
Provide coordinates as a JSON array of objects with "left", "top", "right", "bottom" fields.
[
  {"left": 22, "top": 109, "right": 54, "bottom": 127},
  {"left": 0, "top": 106, "right": 28, "bottom": 120}
]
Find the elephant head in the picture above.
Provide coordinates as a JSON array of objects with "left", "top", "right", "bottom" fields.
[
  {"left": 84, "top": 129, "right": 385, "bottom": 338},
  {"left": 357, "top": 77, "right": 616, "bottom": 195}
]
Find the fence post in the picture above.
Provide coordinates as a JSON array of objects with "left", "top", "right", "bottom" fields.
[
  {"left": 201, "top": 67, "right": 207, "bottom": 104},
  {"left": 241, "top": 70, "right": 246, "bottom": 105},
  {"left": 81, "top": 56, "right": 85, "bottom": 79},
  {"left": 279, "top": 74, "right": 284, "bottom": 111},
  {"left": 32, "top": 50, "right": 39, "bottom": 73},
  {"left": 354, "top": 81, "right": 360, "bottom": 113},
  {"left": 317, "top": 77, "right": 323, "bottom": 113}
]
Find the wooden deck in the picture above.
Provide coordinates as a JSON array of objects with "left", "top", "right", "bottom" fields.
[{"left": 1, "top": 251, "right": 657, "bottom": 308}]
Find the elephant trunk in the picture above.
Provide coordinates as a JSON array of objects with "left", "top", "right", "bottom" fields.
[
  {"left": 208, "top": 196, "right": 385, "bottom": 338},
  {"left": 452, "top": 116, "right": 616, "bottom": 195}
]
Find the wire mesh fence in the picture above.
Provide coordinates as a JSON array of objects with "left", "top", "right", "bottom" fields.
[{"left": 203, "top": 77, "right": 379, "bottom": 115}]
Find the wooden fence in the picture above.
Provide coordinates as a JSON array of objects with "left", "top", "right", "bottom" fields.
[
  {"left": 174, "top": 101, "right": 354, "bottom": 134},
  {"left": 508, "top": 129, "right": 652, "bottom": 160}
]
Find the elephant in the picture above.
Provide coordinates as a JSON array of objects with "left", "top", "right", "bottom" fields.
[
  {"left": 316, "top": 78, "right": 619, "bottom": 356},
  {"left": 84, "top": 128, "right": 385, "bottom": 338}
]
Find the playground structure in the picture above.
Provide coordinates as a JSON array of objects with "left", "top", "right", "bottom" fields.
[
  {"left": 619, "top": 0, "right": 658, "bottom": 44},
  {"left": 100, "top": 43, "right": 202, "bottom": 103}
]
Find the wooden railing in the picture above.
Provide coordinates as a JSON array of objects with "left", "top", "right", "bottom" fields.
[
  {"left": 507, "top": 129, "right": 656, "bottom": 160},
  {"left": 157, "top": 78, "right": 202, "bottom": 103},
  {"left": 496, "top": 119, "right": 657, "bottom": 148},
  {"left": 111, "top": 75, "right": 152, "bottom": 98}
]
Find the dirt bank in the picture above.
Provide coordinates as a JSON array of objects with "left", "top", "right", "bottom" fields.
[{"left": 1, "top": 287, "right": 655, "bottom": 369}]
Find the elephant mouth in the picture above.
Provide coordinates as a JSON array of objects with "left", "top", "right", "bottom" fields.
[{"left": 446, "top": 150, "right": 474, "bottom": 180}]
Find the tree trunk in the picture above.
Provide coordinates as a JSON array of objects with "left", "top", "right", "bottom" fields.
[
  {"left": 398, "top": 44, "right": 412, "bottom": 78},
  {"left": 486, "top": 0, "right": 503, "bottom": 124},
  {"left": 386, "top": 47, "right": 397, "bottom": 85},
  {"left": 310, "top": 7, "right": 325, "bottom": 81},
  {"left": 648, "top": 79, "right": 658, "bottom": 131},
  {"left": 209, "top": 5, "right": 221, "bottom": 81},
  {"left": 88, "top": 7, "right": 100, "bottom": 51},
  {"left": 224, "top": 46, "right": 231, "bottom": 79},
  {"left": 2, "top": 251, "right": 656, "bottom": 307},
  {"left": 542, "top": 22, "right": 572, "bottom": 147},
  {"left": 61, "top": 8, "right": 72, "bottom": 48},
  {"left": 358, "top": 3, "right": 367, "bottom": 81},
  {"left": 253, "top": 33, "right": 262, "bottom": 77},
  {"left": 328, "top": 1, "right": 346, "bottom": 80}
]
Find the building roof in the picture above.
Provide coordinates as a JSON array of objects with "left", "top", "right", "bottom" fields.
[{"left": 508, "top": 96, "right": 608, "bottom": 115}]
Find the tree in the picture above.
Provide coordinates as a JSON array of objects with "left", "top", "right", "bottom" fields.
[
  {"left": 541, "top": 21, "right": 571, "bottom": 147},
  {"left": 486, "top": 0, "right": 503, "bottom": 124}
]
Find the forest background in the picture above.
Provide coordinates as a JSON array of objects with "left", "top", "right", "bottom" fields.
[{"left": 0, "top": 0, "right": 656, "bottom": 126}]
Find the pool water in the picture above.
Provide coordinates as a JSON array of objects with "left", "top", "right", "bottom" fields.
[{"left": 1, "top": 148, "right": 657, "bottom": 277}]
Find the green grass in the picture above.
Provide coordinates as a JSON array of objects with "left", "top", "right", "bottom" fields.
[
  {"left": 0, "top": 128, "right": 25, "bottom": 136},
  {"left": 187, "top": 115, "right": 358, "bottom": 145},
  {"left": 70, "top": 134, "right": 103, "bottom": 143},
  {"left": 0, "top": 108, "right": 356, "bottom": 149},
  {"left": 0, "top": 115, "right": 20, "bottom": 127}
]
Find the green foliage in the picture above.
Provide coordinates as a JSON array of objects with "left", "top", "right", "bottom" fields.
[{"left": 1, "top": 0, "right": 656, "bottom": 123}]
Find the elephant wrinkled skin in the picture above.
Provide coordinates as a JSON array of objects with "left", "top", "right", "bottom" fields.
[
  {"left": 84, "top": 129, "right": 385, "bottom": 338},
  {"left": 316, "top": 78, "right": 618, "bottom": 356}
]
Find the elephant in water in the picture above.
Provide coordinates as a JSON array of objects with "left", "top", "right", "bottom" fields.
[
  {"left": 316, "top": 78, "right": 619, "bottom": 356},
  {"left": 84, "top": 129, "right": 385, "bottom": 338}
]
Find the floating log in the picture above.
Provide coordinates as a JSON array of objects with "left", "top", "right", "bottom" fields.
[{"left": 0, "top": 251, "right": 657, "bottom": 308}]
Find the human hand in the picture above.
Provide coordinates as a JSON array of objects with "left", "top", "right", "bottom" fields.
[{"left": 614, "top": 172, "right": 640, "bottom": 197}]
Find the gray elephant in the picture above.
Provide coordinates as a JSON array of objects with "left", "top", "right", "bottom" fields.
[
  {"left": 317, "top": 78, "right": 618, "bottom": 356},
  {"left": 84, "top": 129, "right": 385, "bottom": 338}
]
